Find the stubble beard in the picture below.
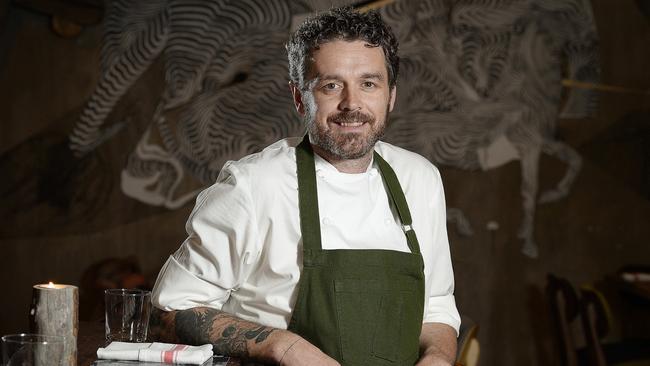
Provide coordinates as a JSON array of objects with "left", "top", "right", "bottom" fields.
[{"left": 306, "top": 106, "right": 389, "bottom": 160}]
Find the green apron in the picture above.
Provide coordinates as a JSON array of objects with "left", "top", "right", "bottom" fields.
[{"left": 288, "top": 136, "right": 425, "bottom": 366}]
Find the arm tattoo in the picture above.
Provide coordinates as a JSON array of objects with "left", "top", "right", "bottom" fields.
[
  {"left": 175, "top": 308, "right": 217, "bottom": 346},
  {"left": 150, "top": 307, "right": 276, "bottom": 360},
  {"left": 149, "top": 307, "right": 178, "bottom": 343}
]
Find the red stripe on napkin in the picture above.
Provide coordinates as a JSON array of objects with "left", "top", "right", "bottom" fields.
[{"left": 162, "top": 344, "right": 189, "bottom": 363}]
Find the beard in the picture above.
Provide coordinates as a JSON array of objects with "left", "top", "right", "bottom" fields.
[{"left": 307, "top": 107, "right": 388, "bottom": 160}]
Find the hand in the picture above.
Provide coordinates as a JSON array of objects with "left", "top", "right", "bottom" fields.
[
  {"left": 278, "top": 337, "right": 341, "bottom": 366},
  {"left": 416, "top": 323, "right": 457, "bottom": 366}
]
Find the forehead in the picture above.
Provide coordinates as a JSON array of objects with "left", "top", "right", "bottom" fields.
[{"left": 308, "top": 40, "right": 387, "bottom": 79}]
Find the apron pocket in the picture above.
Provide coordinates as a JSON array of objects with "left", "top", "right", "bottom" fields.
[
  {"left": 372, "top": 293, "right": 420, "bottom": 363},
  {"left": 371, "top": 295, "right": 403, "bottom": 362},
  {"left": 335, "top": 279, "right": 384, "bottom": 364},
  {"left": 335, "top": 279, "right": 416, "bottom": 364}
]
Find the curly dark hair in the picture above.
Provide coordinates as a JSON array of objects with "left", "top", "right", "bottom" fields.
[{"left": 286, "top": 6, "right": 399, "bottom": 89}]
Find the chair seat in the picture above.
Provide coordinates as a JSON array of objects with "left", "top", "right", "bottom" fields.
[{"left": 602, "top": 339, "right": 650, "bottom": 365}]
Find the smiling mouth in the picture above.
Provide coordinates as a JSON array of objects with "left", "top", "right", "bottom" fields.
[
  {"left": 336, "top": 122, "right": 364, "bottom": 127},
  {"left": 328, "top": 111, "right": 373, "bottom": 127}
]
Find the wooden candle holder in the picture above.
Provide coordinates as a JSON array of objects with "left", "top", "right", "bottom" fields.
[{"left": 29, "top": 283, "right": 78, "bottom": 366}]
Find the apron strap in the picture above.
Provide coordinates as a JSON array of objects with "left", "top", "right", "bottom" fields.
[
  {"left": 374, "top": 152, "right": 422, "bottom": 255},
  {"left": 296, "top": 135, "right": 323, "bottom": 253},
  {"left": 296, "top": 135, "right": 422, "bottom": 255}
]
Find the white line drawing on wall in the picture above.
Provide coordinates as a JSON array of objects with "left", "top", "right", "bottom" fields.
[{"left": 69, "top": 0, "right": 599, "bottom": 258}]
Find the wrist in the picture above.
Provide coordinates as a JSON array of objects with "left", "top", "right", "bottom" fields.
[{"left": 266, "top": 330, "right": 303, "bottom": 364}]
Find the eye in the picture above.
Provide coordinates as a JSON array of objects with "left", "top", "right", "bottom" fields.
[
  {"left": 362, "top": 81, "right": 376, "bottom": 88},
  {"left": 322, "top": 83, "right": 340, "bottom": 90}
]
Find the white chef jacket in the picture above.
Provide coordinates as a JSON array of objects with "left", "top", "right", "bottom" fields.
[{"left": 152, "top": 137, "right": 461, "bottom": 334}]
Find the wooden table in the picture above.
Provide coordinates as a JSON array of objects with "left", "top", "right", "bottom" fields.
[
  {"left": 78, "top": 320, "right": 106, "bottom": 366},
  {"left": 613, "top": 275, "right": 650, "bottom": 341},
  {"left": 618, "top": 278, "right": 650, "bottom": 302}
]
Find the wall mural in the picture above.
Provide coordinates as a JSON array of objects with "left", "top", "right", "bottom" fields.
[{"left": 66, "top": 0, "right": 599, "bottom": 258}]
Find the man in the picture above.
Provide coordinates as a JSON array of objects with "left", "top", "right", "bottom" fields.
[{"left": 150, "top": 7, "right": 460, "bottom": 366}]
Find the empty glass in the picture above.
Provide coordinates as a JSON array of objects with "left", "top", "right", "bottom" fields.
[
  {"left": 1, "top": 334, "right": 65, "bottom": 366},
  {"left": 104, "top": 289, "right": 152, "bottom": 343}
]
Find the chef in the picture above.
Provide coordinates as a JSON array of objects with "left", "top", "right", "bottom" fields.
[{"left": 150, "top": 6, "right": 460, "bottom": 366}]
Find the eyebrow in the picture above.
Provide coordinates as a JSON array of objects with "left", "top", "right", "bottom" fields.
[
  {"left": 316, "top": 72, "right": 385, "bottom": 81},
  {"left": 360, "top": 72, "right": 384, "bottom": 80}
]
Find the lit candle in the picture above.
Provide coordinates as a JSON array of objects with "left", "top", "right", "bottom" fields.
[
  {"left": 35, "top": 282, "right": 68, "bottom": 289},
  {"left": 30, "top": 282, "right": 78, "bottom": 366}
]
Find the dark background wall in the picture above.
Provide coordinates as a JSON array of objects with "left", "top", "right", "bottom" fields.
[{"left": 1, "top": 1, "right": 649, "bottom": 365}]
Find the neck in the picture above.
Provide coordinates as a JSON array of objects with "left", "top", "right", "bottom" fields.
[{"left": 311, "top": 144, "right": 373, "bottom": 174}]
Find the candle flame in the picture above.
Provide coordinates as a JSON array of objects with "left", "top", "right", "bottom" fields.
[{"left": 47, "top": 282, "right": 55, "bottom": 288}]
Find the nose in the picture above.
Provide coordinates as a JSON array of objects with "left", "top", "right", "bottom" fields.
[{"left": 339, "top": 87, "right": 361, "bottom": 112}]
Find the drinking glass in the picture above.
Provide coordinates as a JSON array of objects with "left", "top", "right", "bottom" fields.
[
  {"left": 1, "top": 334, "right": 65, "bottom": 366},
  {"left": 104, "top": 289, "right": 152, "bottom": 343}
]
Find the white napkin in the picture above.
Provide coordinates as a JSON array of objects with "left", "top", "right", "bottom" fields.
[{"left": 97, "top": 342, "right": 214, "bottom": 365}]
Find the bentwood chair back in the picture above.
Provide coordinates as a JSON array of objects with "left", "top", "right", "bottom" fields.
[
  {"left": 579, "top": 285, "right": 650, "bottom": 366},
  {"left": 546, "top": 273, "right": 582, "bottom": 366},
  {"left": 455, "top": 315, "right": 480, "bottom": 366},
  {"left": 579, "top": 286, "right": 610, "bottom": 366}
]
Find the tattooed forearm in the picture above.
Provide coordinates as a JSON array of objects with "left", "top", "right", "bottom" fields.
[
  {"left": 149, "top": 307, "right": 179, "bottom": 343},
  {"left": 174, "top": 308, "right": 218, "bottom": 346},
  {"left": 148, "top": 307, "right": 280, "bottom": 362},
  {"left": 214, "top": 324, "right": 251, "bottom": 358},
  {"left": 214, "top": 325, "right": 276, "bottom": 358},
  {"left": 244, "top": 326, "right": 275, "bottom": 344}
]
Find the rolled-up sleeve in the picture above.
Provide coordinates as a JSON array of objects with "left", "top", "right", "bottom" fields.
[
  {"left": 421, "top": 168, "right": 461, "bottom": 335},
  {"left": 152, "top": 162, "right": 260, "bottom": 311}
]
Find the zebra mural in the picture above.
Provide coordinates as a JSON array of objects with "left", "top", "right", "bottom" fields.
[
  {"left": 380, "top": 0, "right": 599, "bottom": 257},
  {"left": 69, "top": 0, "right": 311, "bottom": 208},
  {"left": 69, "top": 0, "right": 599, "bottom": 257},
  {"left": 384, "top": 0, "right": 599, "bottom": 257}
]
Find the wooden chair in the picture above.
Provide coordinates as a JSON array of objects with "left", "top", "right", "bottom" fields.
[
  {"left": 546, "top": 273, "right": 584, "bottom": 366},
  {"left": 455, "top": 315, "right": 480, "bottom": 366},
  {"left": 579, "top": 285, "right": 650, "bottom": 366}
]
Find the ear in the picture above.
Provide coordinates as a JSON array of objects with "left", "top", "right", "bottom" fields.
[
  {"left": 289, "top": 82, "right": 305, "bottom": 116},
  {"left": 388, "top": 86, "right": 397, "bottom": 112}
]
